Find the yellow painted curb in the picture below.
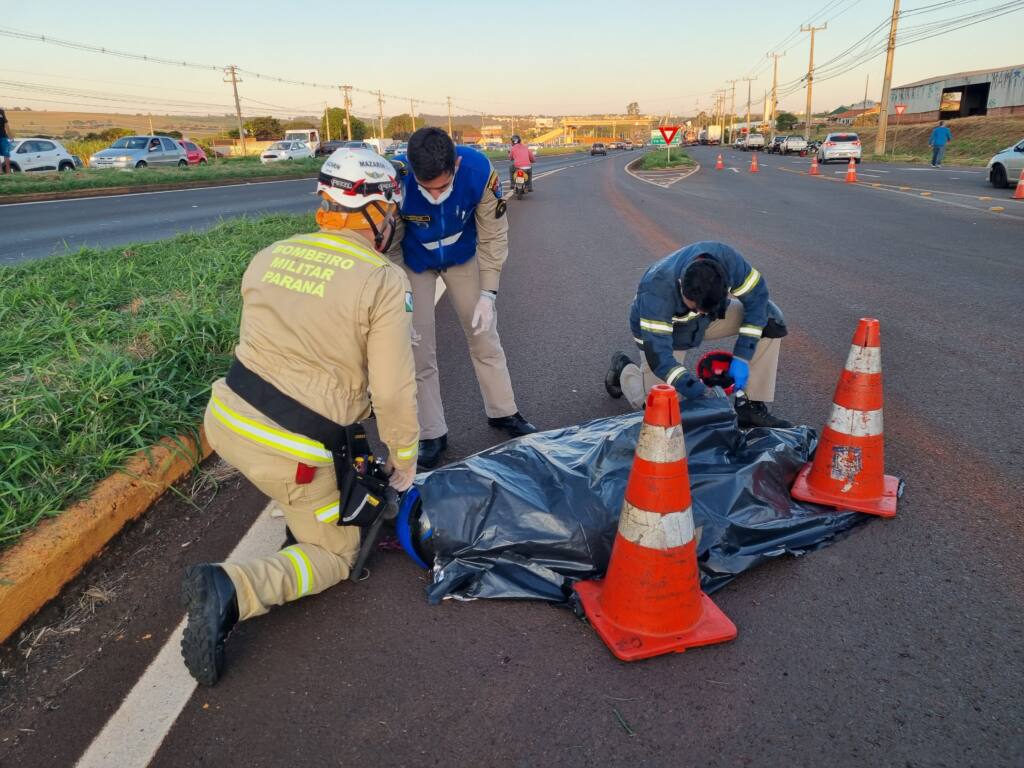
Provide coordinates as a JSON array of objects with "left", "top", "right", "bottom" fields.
[{"left": 0, "top": 430, "right": 212, "bottom": 644}]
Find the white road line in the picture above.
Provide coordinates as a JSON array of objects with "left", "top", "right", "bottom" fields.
[{"left": 75, "top": 506, "right": 285, "bottom": 768}]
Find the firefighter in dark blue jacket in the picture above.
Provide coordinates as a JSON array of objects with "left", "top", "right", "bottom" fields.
[
  {"left": 605, "top": 241, "right": 792, "bottom": 429},
  {"left": 388, "top": 127, "right": 536, "bottom": 468}
]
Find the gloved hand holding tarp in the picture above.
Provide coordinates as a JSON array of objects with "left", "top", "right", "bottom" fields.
[{"left": 396, "top": 398, "right": 866, "bottom": 604}]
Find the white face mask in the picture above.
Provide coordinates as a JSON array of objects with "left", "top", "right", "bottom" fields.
[{"left": 417, "top": 167, "right": 457, "bottom": 206}]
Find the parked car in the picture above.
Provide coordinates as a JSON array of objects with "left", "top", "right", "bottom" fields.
[
  {"left": 767, "top": 136, "right": 786, "bottom": 154},
  {"left": 590, "top": 142, "right": 607, "bottom": 156},
  {"left": 316, "top": 139, "right": 347, "bottom": 157},
  {"left": 386, "top": 141, "right": 409, "bottom": 156},
  {"left": 817, "top": 132, "right": 862, "bottom": 164},
  {"left": 780, "top": 135, "right": 808, "bottom": 155},
  {"left": 744, "top": 133, "right": 766, "bottom": 151},
  {"left": 284, "top": 129, "right": 320, "bottom": 155},
  {"left": 733, "top": 135, "right": 746, "bottom": 149},
  {"left": 986, "top": 138, "right": 1024, "bottom": 188},
  {"left": 177, "top": 140, "right": 208, "bottom": 165},
  {"left": 7, "top": 138, "right": 78, "bottom": 172},
  {"left": 90, "top": 135, "right": 189, "bottom": 169},
  {"left": 260, "top": 140, "right": 314, "bottom": 164}
]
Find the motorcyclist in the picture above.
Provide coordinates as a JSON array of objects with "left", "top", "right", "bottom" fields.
[{"left": 508, "top": 135, "right": 535, "bottom": 191}]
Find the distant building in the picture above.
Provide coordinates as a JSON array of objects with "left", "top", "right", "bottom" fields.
[
  {"left": 830, "top": 106, "right": 880, "bottom": 126},
  {"left": 534, "top": 117, "right": 554, "bottom": 128},
  {"left": 889, "top": 65, "right": 1024, "bottom": 123}
]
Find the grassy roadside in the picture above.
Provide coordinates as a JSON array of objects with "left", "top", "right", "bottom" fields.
[
  {"left": 0, "top": 157, "right": 321, "bottom": 197},
  {"left": 639, "top": 148, "right": 696, "bottom": 170},
  {"left": 0, "top": 214, "right": 315, "bottom": 546}
]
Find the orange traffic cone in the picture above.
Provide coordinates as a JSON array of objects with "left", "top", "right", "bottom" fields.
[
  {"left": 749, "top": 153, "right": 760, "bottom": 173},
  {"left": 809, "top": 155, "right": 820, "bottom": 176},
  {"left": 844, "top": 157, "right": 858, "bottom": 183},
  {"left": 715, "top": 153, "right": 725, "bottom": 170},
  {"left": 791, "top": 318, "right": 902, "bottom": 518},
  {"left": 574, "top": 385, "right": 737, "bottom": 661},
  {"left": 1013, "top": 168, "right": 1024, "bottom": 200}
]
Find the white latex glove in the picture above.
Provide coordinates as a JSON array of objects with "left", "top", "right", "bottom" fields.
[
  {"left": 387, "top": 462, "right": 416, "bottom": 492},
  {"left": 471, "top": 291, "right": 496, "bottom": 336}
]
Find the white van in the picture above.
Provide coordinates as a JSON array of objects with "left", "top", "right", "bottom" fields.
[{"left": 283, "top": 129, "right": 320, "bottom": 155}]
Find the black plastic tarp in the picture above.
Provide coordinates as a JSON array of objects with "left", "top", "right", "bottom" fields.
[{"left": 408, "top": 398, "right": 866, "bottom": 604}]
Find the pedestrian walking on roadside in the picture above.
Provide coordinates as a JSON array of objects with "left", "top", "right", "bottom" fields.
[
  {"left": 179, "top": 148, "right": 420, "bottom": 686},
  {"left": 929, "top": 120, "right": 952, "bottom": 167},
  {"left": 0, "top": 108, "right": 12, "bottom": 174},
  {"left": 389, "top": 127, "right": 536, "bottom": 469}
]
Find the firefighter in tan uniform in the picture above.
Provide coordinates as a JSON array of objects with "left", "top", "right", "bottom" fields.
[
  {"left": 180, "top": 148, "right": 418, "bottom": 686},
  {"left": 389, "top": 127, "right": 537, "bottom": 469}
]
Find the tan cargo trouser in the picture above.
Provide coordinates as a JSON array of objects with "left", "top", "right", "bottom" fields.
[
  {"left": 203, "top": 386, "right": 359, "bottom": 622},
  {"left": 620, "top": 299, "right": 781, "bottom": 409},
  {"left": 404, "top": 256, "right": 518, "bottom": 440}
]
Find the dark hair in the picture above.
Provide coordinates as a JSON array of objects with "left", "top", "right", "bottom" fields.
[
  {"left": 407, "top": 127, "right": 456, "bottom": 181},
  {"left": 681, "top": 258, "right": 728, "bottom": 313}
]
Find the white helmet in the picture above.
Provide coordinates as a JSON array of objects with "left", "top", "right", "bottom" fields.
[{"left": 317, "top": 148, "right": 401, "bottom": 209}]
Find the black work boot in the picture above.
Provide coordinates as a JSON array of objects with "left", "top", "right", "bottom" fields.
[
  {"left": 417, "top": 434, "right": 448, "bottom": 470},
  {"left": 735, "top": 399, "right": 793, "bottom": 429},
  {"left": 487, "top": 412, "right": 537, "bottom": 437},
  {"left": 181, "top": 564, "right": 239, "bottom": 686},
  {"left": 605, "top": 351, "right": 634, "bottom": 399}
]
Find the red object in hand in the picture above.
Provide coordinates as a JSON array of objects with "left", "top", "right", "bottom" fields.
[{"left": 295, "top": 463, "right": 317, "bottom": 484}]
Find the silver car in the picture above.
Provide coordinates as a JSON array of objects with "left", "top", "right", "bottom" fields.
[
  {"left": 817, "top": 132, "right": 862, "bottom": 164},
  {"left": 987, "top": 138, "right": 1024, "bottom": 188},
  {"left": 90, "top": 135, "right": 189, "bottom": 169}
]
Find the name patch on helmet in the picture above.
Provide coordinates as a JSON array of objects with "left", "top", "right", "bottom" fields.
[{"left": 359, "top": 159, "right": 388, "bottom": 169}]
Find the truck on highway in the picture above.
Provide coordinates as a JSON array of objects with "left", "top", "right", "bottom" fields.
[
  {"left": 284, "top": 129, "right": 320, "bottom": 155},
  {"left": 699, "top": 126, "right": 722, "bottom": 145}
]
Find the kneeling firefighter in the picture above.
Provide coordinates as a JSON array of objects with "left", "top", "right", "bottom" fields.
[
  {"left": 180, "top": 148, "right": 419, "bottom": 686},
  {"left": 605, "top": 240, "right": 792, "bottom": 429}
]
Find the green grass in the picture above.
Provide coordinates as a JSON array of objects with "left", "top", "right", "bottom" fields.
[
  {"left": 0, "top": 214, "right": 315, "bottom": 546},
  {"left": 639, "top": 148, "right": 696, "bottom": 170},
  {"left": 0, "top": 156, "right": 321, "bottom": 197}
]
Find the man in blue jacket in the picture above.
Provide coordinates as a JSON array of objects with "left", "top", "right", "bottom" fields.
[
  {"left": 389, "top": 128, "right": 535, "bottom": 468},
  {"left": 929, "top": 121, "right": 952, "bottom": 167},
  {"left": 605, "top": 241, "right": 792, "bottom": 429}
]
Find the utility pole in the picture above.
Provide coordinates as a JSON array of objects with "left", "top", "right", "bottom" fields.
[
  {"left": 767, "top": 52, "right": 784, "bottom": 128},
  {"left": 224, "top": 65, "right": 246, "bottom": 157},
  {"left": 801, "top": 23, "right": 827, "bottom": 140},
  {"left": 447, "top": 96, "right": 453, "bottom": 136},
  {"left": 863, "top": 73, "right": 870, "bottom": 111},
  {"left": 875, "top": 0, "right": 901, "bottom": 156},
  {"left": 376, "top": 90, "right": 385, "bottom": 140},
  {"left": 743, "top": 75, "right": 757, "bottom": 137},
  {"left": 409, "top": 99, "right": 416, "bottom": 132},
  {"left": 147, "top": 113, "right": 154, "bottom": 134},
  {"left": 726, "top": 79, "right": 739, "bottom": 144},
  {"left": 324, "top": 102, "right": 332, "bottom": 142},
  {"left": 342, "top": 85, "right": 353, "bottom": 140}
]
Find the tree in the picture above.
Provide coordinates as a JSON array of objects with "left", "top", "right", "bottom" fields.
[
  {"left": 385, "top": 113, "right": 416, "bottom": 140},
  {"left": 626, "top": 101, "right": 640, "bottom": 116},
  {"left": 320, "top": 108, "right": 368, "bottom": 141},
  {"left": 243, "top": 116, "right": 282, "bottom": 140},
  {"left": 776, "top": 111, "right": 798, "bottom": 131}
]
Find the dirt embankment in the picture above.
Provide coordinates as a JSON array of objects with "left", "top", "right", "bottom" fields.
[{"left": 846, "top": 115, "right": 1024, "bottom": 163}]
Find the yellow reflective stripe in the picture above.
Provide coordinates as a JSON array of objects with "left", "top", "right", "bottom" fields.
[
  {"left": 396, "top": 443, "right": 418, "bottom": 461},
  {"left": 665, "top": 366, "right": 687, "bottom": 386},
  {"left": 292, "top": 234, "right": 384, "bottom": 266},
  {"left": 315, "top": 501, "right": 340, "bottom": 523},
  {"left": 672, "top": 312, "right": 700, "bottom": 323},
  {"left": 732, "top": 267, "right": 761, "bottom": 297},
  {"left": 282, "top": 546, "right": 314, "bottom": 596},
  {"left": 639, "top": 318, "right": 673, "bottom": 334},
  {"left": 739, "top": 324, "right": 763, "bottom": 338},
  {"left": 210, "top": 396, "right": 332, "bottom": 462}
]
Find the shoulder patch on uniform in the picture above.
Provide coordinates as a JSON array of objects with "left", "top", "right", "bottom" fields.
[
  {"left": 495, "top": 199, "right": 507, "bottom": 219},
  {"left": 488, "top": 170, "right": 503, "bottom": 200},
  {"left": 391, "top": 159, "right": 408, "bottom": 177},
  {"left": 405, "top": 291, "right": 413, "bottom": 313}
]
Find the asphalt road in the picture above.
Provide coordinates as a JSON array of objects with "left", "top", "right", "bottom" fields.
[
  {"left": 0, "top": 153, "right": 594, "bottom": 265},
  {"left": 2, "top": 147, "right": 1022, "bottom": 767}
]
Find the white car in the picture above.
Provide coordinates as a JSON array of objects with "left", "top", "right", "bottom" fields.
[
  {"left": 986, "top": 138, "right": 1024, "bottom": 188},
  {"left": 9, "top": 138, "right": 79, "bottom": 172},
  {"left": 817, "top": 132, "right": 862, "bottom": 164},
  {"left": 260, "top": 141, "right": 314, "bottom": 164}
]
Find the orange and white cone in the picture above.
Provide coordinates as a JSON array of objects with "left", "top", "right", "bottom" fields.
[
  {"left": 791, "top": 318, "right": 902, "bottom": 518},
  {"left": 715, "top": 153, "right": 725, "bottom": 170},
  {"left": 749, "top": 153, "right": 760, "bottom": 173},
  {"left": 574, "top": 385, "right": 737, "bottom": 661},
  {"left": 809, "top": 155, "right": 820, "bottom": 176},
  {"left": 1013, "top": 168, "right": 1024, "bottom": 200},
  {"left": 844, "top": 157, "right": 858, "bottom": 183}
]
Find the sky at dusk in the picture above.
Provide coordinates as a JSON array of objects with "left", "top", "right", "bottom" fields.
[{"left": 1, "top": 0, "right": 1020, "bottom": 120}]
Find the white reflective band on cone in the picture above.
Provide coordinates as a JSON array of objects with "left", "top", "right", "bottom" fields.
[
  {"left": 635, "top": 424, "right": 687, "bottom": 463},
  {"left": 826, "top": 404, "right": 884, "bottom": 437},
  {"left": 844, "top": 345, "right": 882, "bottom": 374},
  {"left": 618, "top": 502, "right": 695, "bottom": 550}
]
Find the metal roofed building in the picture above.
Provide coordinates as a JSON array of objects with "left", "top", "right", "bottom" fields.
[{"left": 888, "top": 65, "right": 1024, "bottom": 123}]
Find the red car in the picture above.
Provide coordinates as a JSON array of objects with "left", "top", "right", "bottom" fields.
[{"left": 177, "top": 140, "right": 208, "bottom": 165}]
